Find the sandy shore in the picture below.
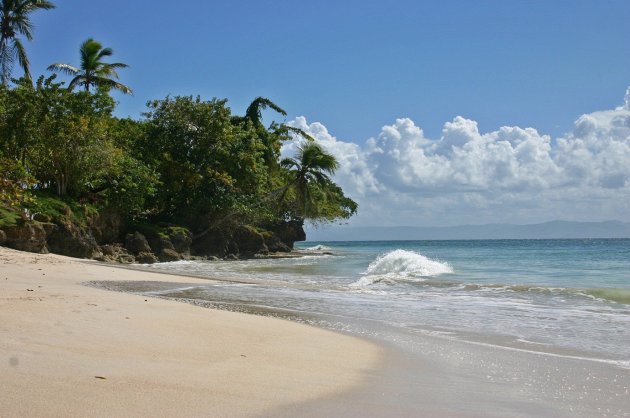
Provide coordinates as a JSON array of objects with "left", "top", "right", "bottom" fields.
[{"left": 0, "top": 247, "right": 381, "bottom": 417}]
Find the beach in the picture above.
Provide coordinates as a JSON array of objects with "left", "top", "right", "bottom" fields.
[
  {"left": 1, "top": 244, "right": 629, "bottom": 418},
  {"left": 0, "top": 247, "right": 381, "bottom": 417}
]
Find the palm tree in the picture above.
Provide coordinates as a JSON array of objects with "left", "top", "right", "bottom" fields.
[
  {"left": 245, "top": 96, "right": 286, "bottom": 127},
  {"left": 0, "top": 0, "right": 55, "bottom": 84},
  {"left": 47, "top": 38, "right": 132, "bottom": 94},
  {"left": 280, "top": 142, "right": 339, "bottom": 218}
]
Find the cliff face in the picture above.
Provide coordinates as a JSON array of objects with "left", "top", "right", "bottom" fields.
[{"left": 0, "top": 208, "right": 305, "bottom": 263}]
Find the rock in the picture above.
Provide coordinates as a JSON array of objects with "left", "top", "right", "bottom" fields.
[
  {"left": 272, "top": 220, "right": 306, "bottom": 249},
  {"left": 233, "top": 225, "right": 268, "bottom": 256},
  {"left": 137, "top": 225, "right": 192, "bottom": 261},
  {"left": 192, "top": 227, "right": 230, "bottom": 257},
  {"left": 117, "top": 254, "right": 135, "bottom": 264},
  {"left": 263, "top": 233, "right": 291, "bottom": 253},
  {"left": 95, "top": 243, "right": 134, "bottom": 263},
  {"left": 136, "top": 252, "right": 158, "bottom": 264},
  {"left": 3, "top": 223, "right": 48, "bottom": 253},
  {"left": 125, "top": 232, "right": 152, "bottom": 255},
  {"left": 168, "top": 228, "right": 192, "bottom": 255},
  {"left": 144, "top": 233, "right": 174, "bottom": 254},
  {"left": 101, "top": 244, "right": 116, "bottom": 256},
  {"left": 158, "top": 248, "right": 181, "bottom": 262},
  {"left": 89, "top": 208, "right": 124, "bottom": 244},
  {"left": 32, "top": 213, "right": 51, "bottom": 222},
  {"left": 47, "top": 222, "right": 101, "bottom": 259}
]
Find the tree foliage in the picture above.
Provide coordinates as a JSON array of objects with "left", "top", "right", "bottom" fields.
[
  {"left": 0, "top": 0, "right": 54, "bottom": 84},
  {"left": 280, "top": 142, "right": 357, "bottom": 223},
  {"left": 1, "top": 78, "right": 356, "bottom": 231},
  {"left": 0, "top": 76, "right": 156, "bottom": 216},
  {"left": 48, "top": 38, "right": 132, "bottom": 94}
]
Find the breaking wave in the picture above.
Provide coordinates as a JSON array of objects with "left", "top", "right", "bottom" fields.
[
  {"left": 302, "top": 244, "right": 332, "bottom": 251},
  {"left": 352, "top": 250, "right": 453, "bottom": 286}
]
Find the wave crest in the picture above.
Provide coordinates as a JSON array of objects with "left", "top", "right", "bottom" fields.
[
  {"left": 302, "top": 244, "right": 332, "bottom": 251},
  {"left": 353, "top": 250, "right": 453, "bottom": 286}
]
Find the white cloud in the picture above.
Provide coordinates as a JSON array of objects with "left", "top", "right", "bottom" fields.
[{"left": 283, "top": 87, "right": 630, "bottom": 226}]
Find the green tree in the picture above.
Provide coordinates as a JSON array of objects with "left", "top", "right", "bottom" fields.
[
  {"left": 0, "top": 154, "right": 34, "bottom": 207},
  {"left": 230, "top": 97, "right": 287, "bottom": 168},
  {"left": 140, "top": 95, "right": 269, "bottom": 224},
  {"left": 47, "top": 38, "right": 132, "bottom": 94},
  {"left": 0, "top": 0, "right": 54, "bottom": 84},
  {"left": 280, "top": 142, "right": 357, "bottom": 223},
  {"left": 27, "top": 77, "right": 115, "bottom": 196}
]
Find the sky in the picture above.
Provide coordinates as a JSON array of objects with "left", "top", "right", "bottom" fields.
[{"left": 21, "top": 0, "right": 630, "bottom": 227}]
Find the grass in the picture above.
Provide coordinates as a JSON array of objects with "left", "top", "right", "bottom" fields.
[
  {"left": 130, "top": 222, "right": 191, "bottom": 240},
  {"left": 25, "top": 191, "right": 99, "bottom": 227},
  {"left": 0, "top": 206, "right": 22, "bottom": 228}
]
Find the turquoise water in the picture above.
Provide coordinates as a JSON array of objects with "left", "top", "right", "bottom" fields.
[{"left": 140, "top": 239, "right": 630, "bottom": 366}]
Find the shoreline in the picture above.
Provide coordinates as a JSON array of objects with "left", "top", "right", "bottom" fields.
[
  {"left": 91, "top": 270, "right": 630, "bottom": 417},
  {"left": 100, "top": 258, "right": 629, "bottom": 369},
  {"left": 2, "top": 246, "right": 628, "bottom": 417},
  {"left": 0, "top": 247, "right": 382, "bottom": 417},
  {"left": 88, "top": 278, "right": 630, "bottom": 370}
]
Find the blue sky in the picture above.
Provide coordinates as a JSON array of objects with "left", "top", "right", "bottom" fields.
[
  {"left": 21, "top": 1, "right": 630, "bottom": 227},
  {"left": 27, "top": 0, "right": 630, "bottom": 141}
]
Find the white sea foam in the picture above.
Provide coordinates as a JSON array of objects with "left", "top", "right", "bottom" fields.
[
  {"left": 302, "top": 244, "right": 332, "bottom": 251},
  {"left": 352, "top": 250, "right": 453, "bottom": 286}
]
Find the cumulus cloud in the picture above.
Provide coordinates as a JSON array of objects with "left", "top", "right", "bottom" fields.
[{"left": 283, "top": 87, "right": 630, "bottom": 226}]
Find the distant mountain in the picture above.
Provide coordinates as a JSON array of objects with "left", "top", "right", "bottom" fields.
[{"left": 305, "top": 221, "right": 630, "bottom": 241}]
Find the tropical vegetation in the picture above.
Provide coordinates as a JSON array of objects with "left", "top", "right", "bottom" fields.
[
  {"left": 0, "top": 4, "right": 357, "bottom": 259},
  {"left": 0, "top": 0, "right": 54, "bottom": 84},
  {"left": 48, "top": 38, "right": 132, "bottom": 94}
]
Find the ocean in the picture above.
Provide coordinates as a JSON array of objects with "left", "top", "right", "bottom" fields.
[{"left": 116, "top": 238, "right": 629, "bottom": 368}]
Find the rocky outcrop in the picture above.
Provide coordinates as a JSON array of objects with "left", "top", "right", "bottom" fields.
[
  {"left": 95, "top": 244, "right": 135, "bottom": 264},
  {"left": 159, "top": 248, "right": 181, "bottom": 262},
  {"left": 233, "top": 225, "right": 268, "bottom": 256},
  {"left": 131, "top": 225, "right": 192, "bottom": 262},
  {"left": 125, "top": 232, "right": 152, "bottom": 255},
  {"left": 168, "top": 228, "right": 192, "bottom": 256},
  {"left": 89, "top": 208, "right": 124, "bottom": 244},
  {"left": 0, "top": 213, "right": 303, "bottom": 262},
  {"left": 47, "top": 222, "right": 101, "bottom": 259},
  {"left": 192, "top": 224, "right": 272, "bottom": 258},
  {"left": 272, "top": 220, "right": 306, "bottom": 249},
  {"left": 136, "top": 251, "right": 158, "bottom": 264},
  {"left": 3, "top": 223, "right": 49, "bottom": 253},
  {"left": 191, "top": 227, "right": 230, "bottom": 258},
  {"left": 261, "top": 231, "right": 292, "bottom": 253}
]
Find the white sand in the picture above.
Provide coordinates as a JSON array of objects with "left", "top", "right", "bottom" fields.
[{"left": 0, "top": 247, "right": 381, "bottom": 417}]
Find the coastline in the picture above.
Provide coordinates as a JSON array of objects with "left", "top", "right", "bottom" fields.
[
  {"left": 2, "top": 246, "right": 628, "bottom": 417},
  {"left": 0, "top": 247, "right": 381, "bottom": 417}
]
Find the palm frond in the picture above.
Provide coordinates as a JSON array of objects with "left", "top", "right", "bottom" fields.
[
  {"left": 107, "top": 62, "right": 129, "bottom": 69},
  {"left": 245, "top": 97, "right": 287, "bottom": 124},
  {"left": 95, "top": 76, "right": 132, "bottom": 95},
  {"left": 0, "top": 0, "right": 54, "bottom": 83},
  {"left": 280, "top": 157, "right": 298, "bottom": 169},
  {"left": 67, "top": 75, "right": 85, "bottom": 91},
  {"left": 12, "top": 37, "right": 29, "bottom": 79},
  {"left": 284, "top": 126, "right": 315, "bottom": 142},
  {"left": 10, "top": 15, "right": 34, "bottom": 40},
  {"left": 52, "top": 37, "right": 132, "bottom": 94},
  {"left": 96, "top": 47, "right": 113, "bottom": 59},
  {"left": 47, "top": 62, "right": 79, "bottom": 76}
]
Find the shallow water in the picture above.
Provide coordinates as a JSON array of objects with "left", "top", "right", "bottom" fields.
[{"left": 133, "top": 239, "right": 630, "bottom": 367}]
